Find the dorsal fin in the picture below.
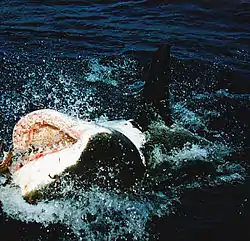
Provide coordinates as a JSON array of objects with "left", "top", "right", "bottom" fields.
[
  {"left": 142, "top": 43, "right": 171, "bottom": 101},
  {"left": 140, "top": 44, "right": 172, "bottom": 126}
]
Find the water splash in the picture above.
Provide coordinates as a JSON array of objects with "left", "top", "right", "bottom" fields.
[
  {"left": 0, "top": 55, "right": 248, "bottom": 240},
  {"left": 0, "top": 180, "right": 178, "bottom": 240}
]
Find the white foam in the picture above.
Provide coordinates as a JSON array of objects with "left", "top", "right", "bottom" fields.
[{"left": 0, "top": 184, "right": 157, "bottom": 240}]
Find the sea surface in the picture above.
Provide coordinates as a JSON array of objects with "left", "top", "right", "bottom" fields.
[{"left": 0, "top": 1, "right": 250, "bottom": 240}]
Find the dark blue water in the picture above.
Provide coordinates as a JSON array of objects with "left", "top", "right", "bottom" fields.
[
  {"left": 0, "top": 1, "right": 250, "bottom": 240},
  {"left": 1, "top": 0, "right": 250, "bottom": 72}
]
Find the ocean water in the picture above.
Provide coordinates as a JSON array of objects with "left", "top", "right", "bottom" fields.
[{"left": 0, "top": 1, "right": 250, "bottom": 240}]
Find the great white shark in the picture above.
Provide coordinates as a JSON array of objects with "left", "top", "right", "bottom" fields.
[{"left": 0, "top": 44, "right": 178, "bottom": 203}]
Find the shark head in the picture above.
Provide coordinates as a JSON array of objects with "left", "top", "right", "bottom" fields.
[{"left": 9, "top": 109, "right": 146, "bottom": 203}]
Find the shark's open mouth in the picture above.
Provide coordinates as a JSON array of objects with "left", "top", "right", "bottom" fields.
[
  {"left": 9, "top": 109, "right": 94, "bottom": 198},
  {"left": 10, "top": 109, "right": 81, "bottom": 173},
  {"left": 18, "top": 123, "right": 77, "bottom": 163},
  {"left": 9, "top": 109, "right": 145, "bottom": 201}
]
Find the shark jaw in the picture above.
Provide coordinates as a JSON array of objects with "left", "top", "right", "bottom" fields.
[{"left": 9, "top": 109, "right": 146, "bottom": 201}]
